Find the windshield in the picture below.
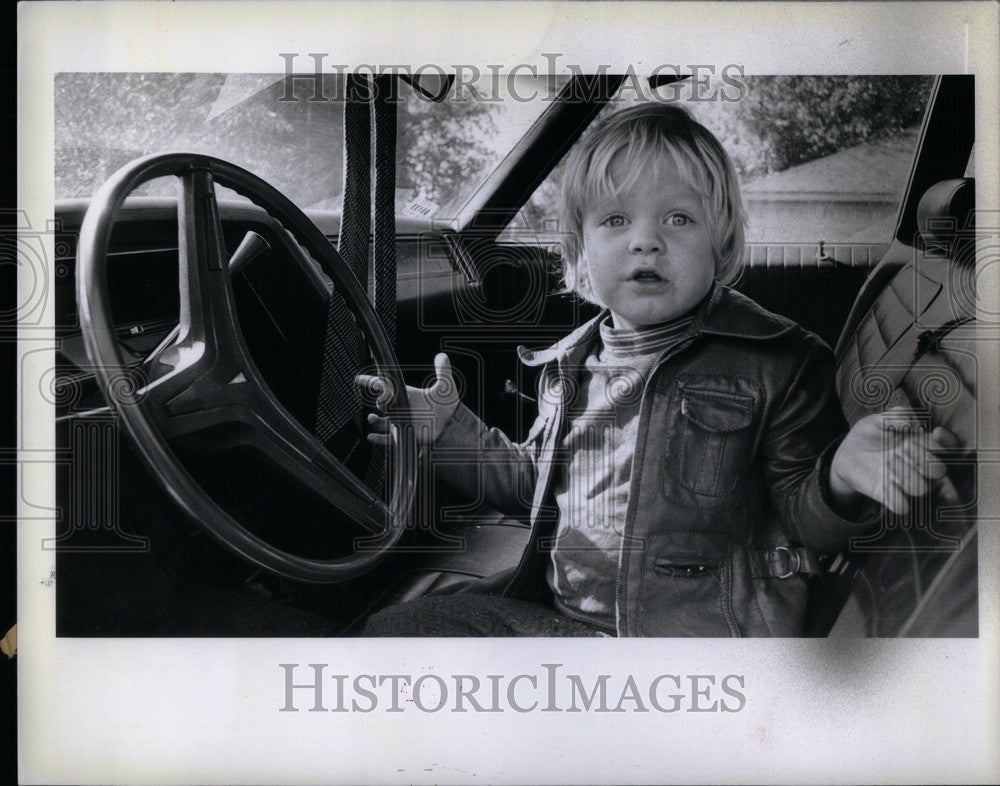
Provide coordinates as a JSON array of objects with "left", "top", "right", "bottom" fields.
[
  {"left": 55, "top": 72, "right": 566, "bottom": 220},
  {"left": 504, "top": 75, "right": 934, "bottom": 245}
]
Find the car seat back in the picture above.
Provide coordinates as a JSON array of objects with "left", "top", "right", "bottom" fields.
[
  {"left": 820, "top": 178, "right": 978, "bottom": 637},
  {"left": 836, "top": 178, "right": 976, "bottom": 435}
]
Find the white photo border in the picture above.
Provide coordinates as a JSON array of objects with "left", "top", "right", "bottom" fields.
[{"left": 17, "top": 2, "right": 1000, "bottom": 784}]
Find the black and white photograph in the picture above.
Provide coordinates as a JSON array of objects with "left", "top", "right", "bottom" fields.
[
  {"left": 15, "top": 1, "right": 1000, "bottom": 783},
  {"left": 51, "top": 69, "right": 979, "bottom": 639}
]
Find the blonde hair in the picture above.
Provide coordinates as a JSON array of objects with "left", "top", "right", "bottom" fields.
[{"left": 559, "top": 103, "right": 746, "bottom": 301}]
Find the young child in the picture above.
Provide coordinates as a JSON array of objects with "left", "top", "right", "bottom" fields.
[{"left": 358, "top": 103, "right": 956, "bottom": 637}]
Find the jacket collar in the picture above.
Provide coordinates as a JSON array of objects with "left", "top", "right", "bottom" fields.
[{"left": 517, "top": 283, "right": 798, "bottom": 367}]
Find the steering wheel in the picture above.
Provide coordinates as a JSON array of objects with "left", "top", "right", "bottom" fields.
[{"left": 76, "top": 153, "right": 417, "bottom": 583}]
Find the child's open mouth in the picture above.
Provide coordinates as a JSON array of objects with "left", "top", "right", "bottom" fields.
[{"left": 628, "top": 271, "right": 666, "bottom": 283}]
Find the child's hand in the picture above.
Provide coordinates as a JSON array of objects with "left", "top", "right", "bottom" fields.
[
  {"left": 354, "top": 353, "right": 460, "bottom": 447},
  {"left": 829, "top": 407, "right": 960, "bottom": 515}
]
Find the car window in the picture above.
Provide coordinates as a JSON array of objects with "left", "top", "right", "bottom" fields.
[
  {"left": 55, "top": 73, "right": 567, "bottom": 222},
  {"left": 499, "top": 75, "right": 935, "bottom": 247}
]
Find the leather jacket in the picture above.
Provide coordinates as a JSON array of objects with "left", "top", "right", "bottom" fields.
[{"left": 433, "top": 284, "right": 876, "bottom": 636}]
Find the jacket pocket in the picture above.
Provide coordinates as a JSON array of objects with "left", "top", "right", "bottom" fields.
[
  {"left": 653, "top": 559, "right": 718, "bottom": 578},
  {"left": 636, "top": 531, "right": 739, "bottom": 637},
  {"left": 672, "top": 385, "right": 754, "bottom": 501}
]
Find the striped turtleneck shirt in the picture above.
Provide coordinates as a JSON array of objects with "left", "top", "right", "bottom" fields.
[{"left": 547, "top": 312, "right": 695, "bottom": 633}]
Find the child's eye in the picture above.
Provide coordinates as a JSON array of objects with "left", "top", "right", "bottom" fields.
[
  {"left": 601, "top": 214, "right": 628, "bottom": 228},
  {"left": 666, "top": 214, "right": 693, "bottom": 227}
]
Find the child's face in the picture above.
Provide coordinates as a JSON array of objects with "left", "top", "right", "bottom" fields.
[{"left": 580, "top": 155, "right": 716, "bottom": 330}]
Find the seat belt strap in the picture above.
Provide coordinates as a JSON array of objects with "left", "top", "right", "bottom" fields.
[
  {"left": 314, "top": 73, "right": 372, "bottom": 442},
  {"left": 338, "top": 72, "right": 372, "bottom": 286},
  {"left": 372, "top": 74, "right": 397, "bottom": 349},
  {"left": 359, "top": 75, "right": 400, "bottom": 495}
]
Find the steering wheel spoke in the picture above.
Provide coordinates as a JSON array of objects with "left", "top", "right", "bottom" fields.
[
  {"left": 177, "top": 165, "right": 251, "bottom": 357},
  {"left": 238, "top": 403, "right": 393, "bottom": 537},
  {"left": 153, "top": 364, "right": 392, "bottom": 536}
]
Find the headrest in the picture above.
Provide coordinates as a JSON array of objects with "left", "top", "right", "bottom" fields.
[{"left": 917, "top": 178, "right": 975, "bottom": 251}]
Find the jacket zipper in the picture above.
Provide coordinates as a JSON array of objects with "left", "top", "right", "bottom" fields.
[
  {"left": 504, "top": 329, "right": 699, "bottom": 626},
  {"left": 503, "top": 359, "right": 569, "bottom": 597},
  {"left": 614, "top": 335, "right": 699, "bottom": 637}
]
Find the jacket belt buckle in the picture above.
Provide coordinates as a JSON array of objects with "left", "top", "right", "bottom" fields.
[{"left": 774, "top": 546, "right": 801, "bottom": 579}]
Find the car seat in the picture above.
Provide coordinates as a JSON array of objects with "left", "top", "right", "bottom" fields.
[{"left": 817, "top": 177, "right": 978, "bottom": 636}]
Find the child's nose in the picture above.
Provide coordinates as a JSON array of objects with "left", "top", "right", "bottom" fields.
[{"left": 628, "top": 229, "right": 663, "bottom": 255}]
